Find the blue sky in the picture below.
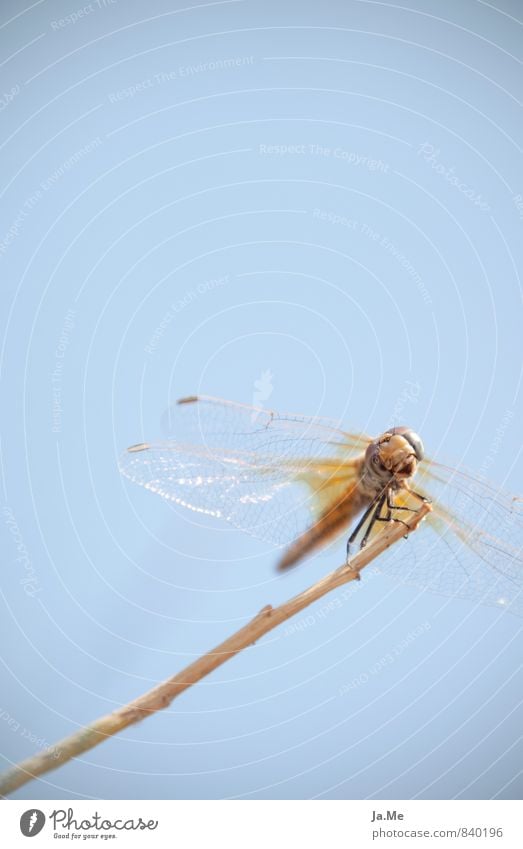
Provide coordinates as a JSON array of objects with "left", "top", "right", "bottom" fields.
[{"left": 0, "top": 0, "right": 521, "bottom": 800}]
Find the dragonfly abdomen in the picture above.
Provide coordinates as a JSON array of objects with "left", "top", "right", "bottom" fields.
[{"left": 277, "top": 488, "right": 369, "bottom": 570}]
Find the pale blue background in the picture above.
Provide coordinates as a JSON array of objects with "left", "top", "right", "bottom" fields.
[{"left": 0, "top": 0, "right": 522, "bottom": 800}]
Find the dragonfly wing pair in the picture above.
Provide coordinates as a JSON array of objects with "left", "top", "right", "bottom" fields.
[
  {"left": 121, "top": 395, "right": 369, "bottom": 551},
  {"left": 120, "top": 396, "right": 523, "bottom": 616}
]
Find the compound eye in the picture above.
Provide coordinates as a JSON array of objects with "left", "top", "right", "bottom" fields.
[
  {"left": 404, "top": 430, "right": 424, "bottom": 461},
  {"left": 390, "top": 426, "right": 425, "bottom": 461}
]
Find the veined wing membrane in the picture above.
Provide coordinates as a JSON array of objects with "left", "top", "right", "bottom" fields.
[
  {"left": 121, "top": 396, "right": 523, "bottom": 616},
  {"left": 120, "top": 396, "right": 370, "bottom": 547},
  {"left": 163, "top": 395, "right": 371, "bottom": 455},
  {"left": 374, "top": 459, "right": 523, "bottom": 616}
]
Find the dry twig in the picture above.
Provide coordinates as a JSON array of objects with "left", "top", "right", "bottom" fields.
[{"left": 0, "top": 503, "right": 431, "bottom": 797}]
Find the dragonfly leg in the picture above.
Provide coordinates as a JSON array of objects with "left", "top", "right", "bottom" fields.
[
  {"left": 346, "top": 481, "right": 420, "bottom": 566},
  {"left": 373, "top": 505, "right": 411, "bottom": 534},
  {"left": 384, "top": 488, "right": 418, "bottom": 538},
  {"left": 346, "top": 491, "right": 385, "bottom": 565},
  {"left": 360, "top": 492, "right": 388, "bottom": 549},
  {"left": 403, "top": 486, "right": 431, "bottom": 505},
  {"left": 374, "top": 515, "right": 411, "bottom": 539}
]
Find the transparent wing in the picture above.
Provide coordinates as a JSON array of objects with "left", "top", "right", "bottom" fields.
[
  {"left": 120, "top": 396, "right": 523, "bottom": 617},
  {"left": 119, "top": 395, "right": 371, "bottom": 547},
  {"left": 161, "top": 395, "right": 371, "bottom": 455},
  {"left": 374, "top": 459, "right": 523, "bottom": 617}
]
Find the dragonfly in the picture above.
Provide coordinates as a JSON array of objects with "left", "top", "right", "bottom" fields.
[{"left": 119, "top": 395, "right": 523, "bottom": 617}]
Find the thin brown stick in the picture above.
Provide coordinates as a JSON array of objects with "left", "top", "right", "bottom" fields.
[{"left": 0, "top": 503, "right": 431, "bottom": 797}]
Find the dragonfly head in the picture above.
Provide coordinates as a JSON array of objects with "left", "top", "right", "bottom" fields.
[{"left": 368, "top": 427, "right": 424, "bottom": 481}]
